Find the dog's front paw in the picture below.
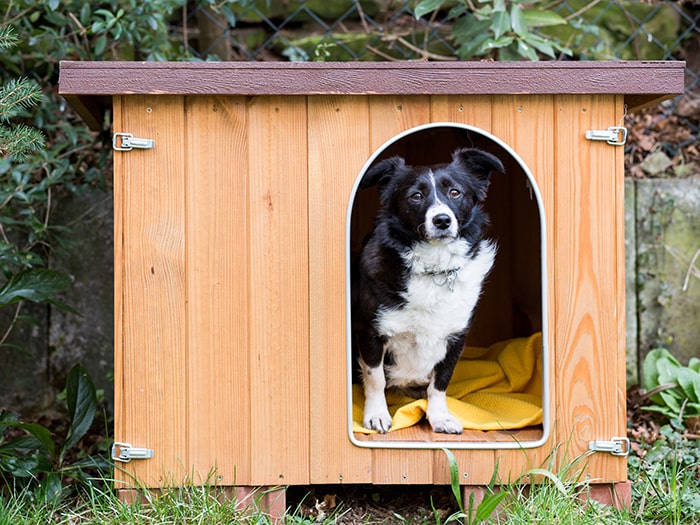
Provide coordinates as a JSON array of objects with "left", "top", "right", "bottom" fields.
[
  {"left": 428, "top": 413, "right": 463, "bottom": 434},
  {"left": 363, "top": 409, "right": 393, "bottom": 433}
]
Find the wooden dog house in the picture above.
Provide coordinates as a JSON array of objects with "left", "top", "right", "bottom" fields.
[{"left": 59, "top": 61, "right": 683, "bottom": 508}]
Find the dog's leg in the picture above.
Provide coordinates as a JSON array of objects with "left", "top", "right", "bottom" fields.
[
  {"left": 360, "top": 358, "right": 393, "bottom": 433},
  {"left": 426, "top": 382, "right": 462, "bottom": 434},
  {"left": 426, "top": 335, "right": 465, "bottom": 434}
]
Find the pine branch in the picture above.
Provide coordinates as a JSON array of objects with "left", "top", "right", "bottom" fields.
[
  {"left": 0, "top": 123, "right": 45, "bottom": 160},
  {"left": 0, "top": 24, "right": 44, "bottom": 159},
  {"left": 0, "top": 25, "right": 18, "bottom": 49},
  {"left": 0, "top": 78, "right": 43, "bottom": 121}
]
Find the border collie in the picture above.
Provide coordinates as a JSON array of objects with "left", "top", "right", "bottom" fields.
[{"left": 353, "top": 147, "right": 504, "bottom": 434}]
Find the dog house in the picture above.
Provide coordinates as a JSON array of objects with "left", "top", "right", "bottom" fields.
[{"left": 59, "top": 61, "right": 683, "bottom": 508}]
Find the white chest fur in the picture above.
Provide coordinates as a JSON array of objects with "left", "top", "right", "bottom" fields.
[{"left": 376, "top": 239, "right": 495, "bottom": 387}]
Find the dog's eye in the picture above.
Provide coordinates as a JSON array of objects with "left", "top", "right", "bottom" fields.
[
  {"left": 409, "top": 192, "right": 424, "bottom": 202},
  {"left": 448, "top": 189, "right": 462, "bottom": 199}
]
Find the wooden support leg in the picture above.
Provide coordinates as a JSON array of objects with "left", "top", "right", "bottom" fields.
[
  {"left": 584, "top": 482, "right": 632, "bottom": 511},
  {"left": 234, "top": 486, "right": 287, "bottom": 519}
]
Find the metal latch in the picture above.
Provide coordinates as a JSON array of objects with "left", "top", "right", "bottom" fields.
[
  {"left": 111, "top": 442, "right": 154, "bottom": 463},
  {"left": 585, "top": 126, "right": 627, "bottom": 146},
  {"left": 588, "top": 437, "right": 630, "bottom": 457},
  {"left": 113, "top": 132, "right": 155, "bottom": 151}
]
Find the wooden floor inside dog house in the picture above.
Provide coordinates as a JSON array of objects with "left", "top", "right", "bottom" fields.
[{"left": 349, "top": 125, "right": 547, "bottom": 446}]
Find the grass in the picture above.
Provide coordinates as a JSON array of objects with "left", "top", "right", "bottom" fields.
[
  {"left": 1, "top": 425, "right": 698, "bottom": 524},
  {"left": 1, "top": 482, "right": 274, "bottom": 525}
]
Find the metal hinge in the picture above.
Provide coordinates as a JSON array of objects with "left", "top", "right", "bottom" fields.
[
  {"left": 111, "top": 441, "right": 154, "bottom": 463},
  {"left": 112, "top": 132, "right": 155, "bottom": 151},
  {"left": 585, "top": 126, "right": 627, "bottom": 146},
  {"left": 588, "top": 437, "right": 630, "bottom": 457}
]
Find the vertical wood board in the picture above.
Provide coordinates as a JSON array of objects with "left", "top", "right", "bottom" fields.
[
  {"left": 308, "top": 95, "right": 374, "bottom": 484},
  {"left": 184, "top": 96, "right": 251, "bottom": 485},
  {"left": 116, "top": 95, "right": 188, "bottom": 486},
  {"left": 552, "top": 95, "right": 626, "bottom": 480},
  {"left": 247, "top": 96, "right": 310, "bottom": 485},
  {"left": 489, "top": 95, "right": 557, "bottom": 482}
]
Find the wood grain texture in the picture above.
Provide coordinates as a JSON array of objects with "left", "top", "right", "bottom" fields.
[
  {"left": 112, "top": 95, "right": 125, "bottom": 485},
  {"left": 489, "top": 95, "right": 556, "bottom": 482},
  {"left": 111, "top": 90, "right": 631, "bottom": 489},
  {"left": 247, "top": 96, "right": 310, "bottom": 485},
  {"left": 184, "top": 96, "right": 251, "bottom": 486},
  {"left": 116, "top": 95, "right": 187, "bottom": 486},
  {"left": 308, "top": 95, "right": 374, "bottom": 484},
  {"left": 552, "top": 95, "right": 627, "bottom": 481}
]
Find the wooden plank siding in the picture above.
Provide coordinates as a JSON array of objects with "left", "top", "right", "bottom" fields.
[
  {"left": 79, "top": 61, "right": 683, "bottom": 491},
  {"left": 113, "top": 92, "right": 626, "bottom": 488},
  {"left": 308, "top": 96, "right": 373, "bottom": 484},
  {"left": 551, "top": 94, "right": 628, "bottom": 482},
  {"left": 114, "top": 95, "right": 188, "bottom": 487}
]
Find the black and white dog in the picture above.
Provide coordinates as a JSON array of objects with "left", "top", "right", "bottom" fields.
[{"left": 353, "top": 147, "right": 504, "bottom": 434}]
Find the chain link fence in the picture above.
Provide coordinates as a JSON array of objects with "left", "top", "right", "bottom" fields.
[{"left": 175, "top": 0, "right": 699, "bottom": 175}]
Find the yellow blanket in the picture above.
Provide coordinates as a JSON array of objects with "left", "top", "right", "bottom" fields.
[{"left": 352, "top": 332, "right": 543, "bottom": 433}]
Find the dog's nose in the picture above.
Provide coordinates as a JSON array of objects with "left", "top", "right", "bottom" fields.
[{"left": 433, "top": 214, "right": 452, "bottom": 230}]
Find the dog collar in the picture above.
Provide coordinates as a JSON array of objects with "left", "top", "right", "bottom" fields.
[{"left": 423, "top": 267, "right": 461, "bottom": 291}]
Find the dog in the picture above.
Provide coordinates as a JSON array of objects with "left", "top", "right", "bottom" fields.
[{"left": 352, "top": 147, "right": 504, "bottom": 434}]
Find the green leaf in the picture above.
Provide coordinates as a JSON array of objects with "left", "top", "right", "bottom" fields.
[
  {"left": 492, "top": 11, "right": 510, "bottom": 40},
  {"left": 657, "top": 356, "right": 683, "bottom": 384},
  {"left": 522, "top": 9, "right": 567, "bottom": 28},
  {"left": 475, "top": 491, "right": 509, "bottom": 521},
  {"left": 62, "top": 364, "right": 98, "bottom": 455},
  {"left": 643, "top": 349, "right": 680, "bottom": 390},
  {"left": 414, "top": 0, "right": 445, "bottom": 20},
  {"left": 522, "top": 33, "right": 556, "bottom": 59},
  {"left": 643, "top": 405, "right": 677, "bottom": 419},
  {"left": 658, "top": 389, "right": 683, "bottom": 414},
  {"left": 220, "top": 5, "right": 237, "bottom": 28},
  {"left": 510, "top": 4, "right": 527, "bottom": 35},
  {"left": 525, "top": 468, "right": 567, "bottom": 495},
  {"left": 0, "top": 421, "right": 56, "bottom": 459},
  {"left": 516, "top": 40, "right": 538, "bottom": 61},
  {"left": 676, "top": 367, "right": 700, "bottom": 403},
  {"left": 94, "top": 35, "right": 107, "bottom": 56},
  {"left": 442, "top": 448, "right": 463, "bottom": 511},
  {"left": 0, "top": 268, "right": 72, "bottom": 309},
  {"left": 689, "top": 357, "right": 700, "bottom": 374},
  {"left": 79, "top": 3, "right": 92, "bottom": 26},
  {"left": 37, "top": 472, "right": 63, "bottom": 504}
]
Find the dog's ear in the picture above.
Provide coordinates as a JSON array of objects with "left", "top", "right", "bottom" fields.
[
  {"left": 451, "top": 148, "right": 504, "bottom": 201},
  {"left": 360, "top": 156, "right": 405, "bottom": 189}
]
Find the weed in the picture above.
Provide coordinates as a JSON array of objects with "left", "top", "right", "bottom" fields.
[
  {"left": 0, "top": 364, "right": 108, "bottom": 503},
  {"left": 629, "top": 422, "right": 700, "bottom": 525},
  {"left": 438, "top": 448, "right": 507, "bottom": 524}
]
